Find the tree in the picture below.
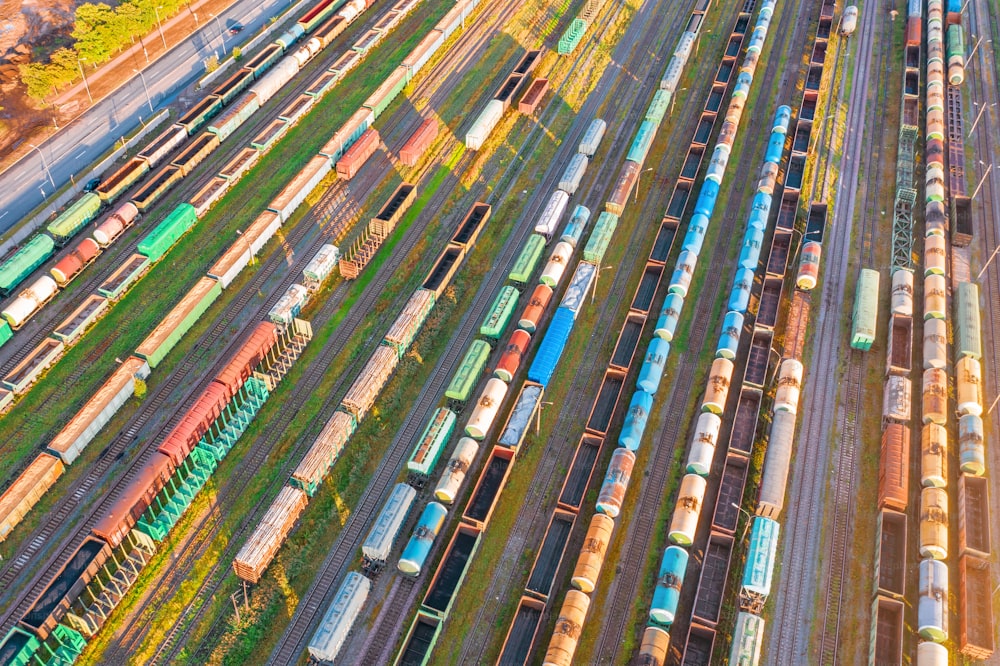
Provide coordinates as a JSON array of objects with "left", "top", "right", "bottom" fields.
[
  {"left": 232, "top": 46, "right": 242, "bottom": 61},
  {"left": 134, "top": 378, "right": 147, "bottom": 400},
  {"left": 18, "top": 62, "right": 57, "bottom": 100},
  {"left": 205, "top": 54, "right": 219, "bottom": 72},
  {"left": 73, "top": 3, "right": 118, "bottom": 62}
]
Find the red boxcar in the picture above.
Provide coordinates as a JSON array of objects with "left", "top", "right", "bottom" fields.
[{"left": 92, "top": 452, "right": 174, "bottom": 547}]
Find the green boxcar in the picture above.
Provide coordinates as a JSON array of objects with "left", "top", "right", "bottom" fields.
[
  {"left": 851, "top": 268, "right": 879, "bottom": 350},
  {"left": 584, "top": 212, "right": 619, "bottom": 264},
  {"left": 135, "top": 277, "right": 221, "bottom": 367},
  {"left": 509, "top": 234, "right": 546, "bottom": 284},
  {"left": 645, "top": 89, "right": 671, "bottom": 125},
  {"left": 955, "top": 280, "right": 982, "bottom": 360},
  {"left": 138, "top": 203, "right": 197, "bottom": 261},
  {"left": 0, "top": 234, "right": 56, "bottom": 296},
  {"left": 394, "top": 611, "right": 443, "bottom": 666},
  {"left": 0, "top": 321, "right": 12, "bottom": 349},
  {"left": 363, "top": 68, "right": 408, "bottom": 119},
  {"left": 558, "top": 18, "right": 587, "bottom": 55},
  {"left": 407, "top": 408, "right": 456, "bottom": 480},
  {"left": 481, "top": 285, "right": 520, "bottom": 339},
  {"left": 445, "top": 339, "right": 491, "bottom": 403},
  {"left": 947, "top": 24, "right": 965, "bottom": 61},
  {"left": 0, "top": 627, "right": 41, "bottom": 666},
  {"left": 626, "top": 120, "right": 657, "bottom": 165},
  {"left": 46, "top": 192, "right": 102, "bottom": 244},
  {"left": 176, "top": 94, "right": 224, "bottom": 135}
]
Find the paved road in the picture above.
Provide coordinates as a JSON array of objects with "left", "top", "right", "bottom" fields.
[{"left": 0, "top": 0, "right": 296, "bottom": 235}]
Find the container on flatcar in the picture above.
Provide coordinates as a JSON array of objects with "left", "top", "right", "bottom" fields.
[
  {"left": 595, "top": 448, "right": 636, "bottom": 517},
  {"left": 619, "top": 390, "right": 653, "bottom": 450},
  {"left": 534, "top": 190, "right": 570, "bottom": 241},
  {"left": 668, "top": 474, "right": 707, "bottom": 545},
  {"left": 570, "top": 513, "right": 614, "bottom": 593},
  {"left": 687, "top": 412, "right": 720, "bottom": 476},
  {"left": 918, "top": 558, "right": 949, "bottom": 641},
  {"left": 543, "top": 590, "right": 590, "bottom": 666},
  {"left": 756, "top": 410, "right": 796, "bottom": 519},
  {"left": 361, "top": 483, "right": 416, "bottom": 566},
  {"left": 702, "top": 357, "right": 734, "bottom": 414},
  {"left": 851, "top": 268, "right": 879, "bottom": 350},
  {"left": 434, "top": 438, "right": 479, "bottom": 504},
  {"left": 398, "top": 501, "right": 448, "bottom": 575},
  {"left": 578, "top": 118, "right": 607, "bottom": 157},
  {"left": 519, "top": 284, "right": 553, "bottom": 332},
  {"left": 959, "top": 414, "right": 985, "bottom": 475},
  {"left": 466, "top": 100, "right": 504, "bottom": 151},
  {"left": 655, "top": 293, "right": 684, "bottom": 341},
  {"left": 650, "top": 545, "right": 689, "bottom": 625},
  {"left": 921, "top": 423, "right": 948, "bottom": 488},
  {"left": 558, "top": 154, "right": 589, "bottom": 195},
  {"left": 956, "top": 356, "right": 983, "bottom": 416},
  {"left": 465, "top": 378, "right": 508, "bottom": 440},
  {"left": 920, "top": 486, "right": 949, "bottom": 560}
]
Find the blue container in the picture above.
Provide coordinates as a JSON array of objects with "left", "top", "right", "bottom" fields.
[
  {"left": 959, "top": 413, "right": 985, "bottom": 475},
  {"left": 694, "top": 181, "right": 719, "bottom": 218},
  {"left": 638, "top": 337, "right": 671, "bottom": 394},
  {"left": 561, "top": 205, "right": 591, "bottom": 247},
  {"left": 689, "top": 212, "right": 709, "bottom": 237},
  {"left": 748, "top": 193, "right": 772, "bottom": 230},
  {"left": 682, "top": 225, "right": 706, "bottom": 257},
  {"left": 733, "top": 72, "right": 753, "bottom": 95},
  {"left": 669, "top": 250, "right": 697, "bottom": 297},
  {"left": 650, "top": 546, "right": 689, "bottom": 625},
  {"left": 716, "top": 311, "right": 744, "bottom": 359},
  {"left": 728, "top": 267, "right": 754, "bottom": 313},
  {"left": 655, "top": 293, "right": 684, "bottom": 340},
  {"left": 619, "top": 390, "right": 654, "bottom": 450},
  {"left": 764, "top": 131, "right": 786, "bottom": 165},
  {"left": 739, "top": 227, "right": 764, "bottom": 270},
  {"left": 527, "top": 307, "right": 576, "bottom": 387},
  {"left": 773, "top": 105, "right": 792, "bottom": 133},
  {"left": 397, "top": 502, "right": 448, "bottom": 576}
]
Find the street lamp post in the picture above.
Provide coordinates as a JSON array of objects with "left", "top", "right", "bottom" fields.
[
  {"left": 76, "top": 57, "right": 93, "bottom": 103},
  {"left": 972, "top": 164, "right": 993, "bottom": 201},
  {"left": 592, "top": 264, "right": 614, "bottom": 304},
  {"left": 211, "top": 14, "right": 228, "bottom": 56},
  {"left": 154, "top": 6, "right": 167, "bottom": 49},
  {"left": 634, "top": 167, "right": 654, "bottom": 203},
  {"left": 976, "top": 239, "right": 1000, "bottom": 281},
  {"left": 969, "top": 102, "right": 996, "bottom": 137},
  {"left": 29, "top": 143, "right": 56, "bottom": 189},
  {"left": 134, "top": 68, "right": 154, "bottom": 112},
  {"left": 732, "top": 503, "right": 752, "bottom": 543}
]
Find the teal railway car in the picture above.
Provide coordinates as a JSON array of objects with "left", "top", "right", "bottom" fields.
[
  {"left": 0, "top": 234, "right": 56, "bottom": 296},
  {"left": 406, "top": 408, "right": 457, "bottom": 485},
  {"left": 481, "top": 286, "right": 520, "bottom": 340},
  {"left": 509, "top": 234, "right": 546, "bottom": 284},
  {"left": 851, "top": 268, "right": 879, "bottom": 350},
  {"left": 445, "top": 339, "right": 491, "bottom": 406}
]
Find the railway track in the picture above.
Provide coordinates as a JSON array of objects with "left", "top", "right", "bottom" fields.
[
  {"left": 104, "top": 3, "right": 544, "bottom": 659},
  {"left": 815, "top": 6, "right": 893, "bottom": 662},
  {"left": 449, "top": 0, "right": 700, "bottom": 660},
  {"left": 0, "top": 0, "right": 423, "bottom": 394},
  {"left": 0, "top": 2, "right": 457, "bottom": 632},
  {"left": 126, "top": 0, "right": 593, "bottom": 661},
  {"left": 965, "top": 0, "right": 1000, "bottom": 631},
  {"left": 586, "top": 0, "right": 817, "bottom": 659},
  {"left": 766, "top": 1, "right": 886, "bottom": 663}
]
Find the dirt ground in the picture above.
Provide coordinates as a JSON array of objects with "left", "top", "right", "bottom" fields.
[
  {"left": 0, "top": 0, "right": 243, "bottom": 174},
  {"left": 0, "top": 0, "right": 80, "bottom": 158}
]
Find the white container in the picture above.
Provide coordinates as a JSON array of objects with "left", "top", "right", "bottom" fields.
[
  {"left": 307, "top": 572, "right": 371, "bottom": 662},
  {"left": 923, "top": 318, "right": 947, "bottom": 369},
  {"left": 558, "top": 153, "right": 589, "bottom": 195},
  {"left": 756, "top": 410, "right": 797, "bottom": 519},
  {"left": 250, "top": 59, "right": 300, "bottom": 105},
  {"left": 578, "top": 118, "right": 607, "bottom": 157},
  {"left": 668, "top": 474, "right": 707, "bottom": 545},
  {"left": 687, "top": 412, "right": 721, "bottom": 476},
  {"left": 956, "top": 356, "right": 983, "bottom": 416},
  {"left": 434, "top": 438, "right": 479, "bottom": 503},
  {"left": 534, "top": 190, "right": 570, "bottom": 240},
  {"left": 2, "top": 276, "right": 58, "bottom": 329},
  {"left": 466, "top": 99, "right": 504, "bottom": 151},
  {"left": 540, "top": 242, "right": 574, "bottom": 287},
  {"left": 891, "top": 268, "right": 914, "bottom": 316},
  {"left": 465, "top": 378, "right": 508, "bottom": 439},
  {"left": 361, "top": 483, "right": 416, "bottom": 562},
  {"left": 560, "top": 262, "right": 595, "bottom": 314},
  {"left": 923, "top": 274, "right": 947, "bottom": 320},
  {"left": 773, "top": 359, "right": 803, "bottom": 413},
  {"left": 303, "top": 244, "right": 340, "bottom": 285}
]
